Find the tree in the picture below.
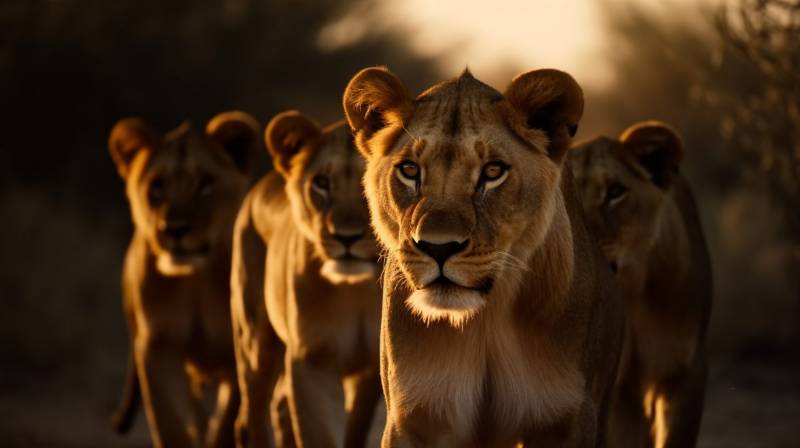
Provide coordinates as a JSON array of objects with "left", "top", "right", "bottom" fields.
[{"left": 715, "top": 0, "right": 800, "bottom": 346}]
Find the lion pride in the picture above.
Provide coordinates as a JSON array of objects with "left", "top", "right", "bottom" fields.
[
  {"left": 570, "top": 122, "right": 712, "bottom": 448},
  {"left": 108, "top": 112, "right": 259, "bottom": 447},
  {"left": 343, "top": 67, "right": 624, "bottom": 447},
  {"left": 230, "top": 111, "right": 382, "bottom": 448}
]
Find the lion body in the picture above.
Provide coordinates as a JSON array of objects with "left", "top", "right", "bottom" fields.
[
  {"left": 110, "top": 112, "right": 260, "bottom": 447},
  {"left": 231, "top": 119, "right": 381, "bottom": 448},
  {"left": 570, "top": 126, "right": 712, "bottom": 448},
  {"left": 344, "top": 68, "right": 624, "bottom": 446}
]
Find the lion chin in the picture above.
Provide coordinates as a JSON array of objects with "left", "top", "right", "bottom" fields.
[
  {"left": 320, "top": 259, "right": 377, "bottom": 285},
  {"left": 156, "top": 253, "right": 207, "bottom": 277},
  {"left": 405, "top": 284, "right": 486, "bottom": 329}
]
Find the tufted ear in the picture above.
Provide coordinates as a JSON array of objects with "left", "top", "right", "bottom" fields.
[
  {"left": 619, "top": 121, "right": 683, "bottom": 189},
  {"left": 342, "top": 66, "right": 414, "bottom": 158},
  {"left": 504, "top": 69, "right": 583, "bottom": 162},
  {"left": 206, "top": 111, "right": 260, "bottom": 175},
  {"left": 108, "top": 118, "right": 160, "bottom": 179},
  {"left": 265, "top": 110, "right": 321, "bottom": 177}
]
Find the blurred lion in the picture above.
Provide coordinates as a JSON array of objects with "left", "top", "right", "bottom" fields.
[
  {"left": 570, "top": 121, "right": 712, "bottom": 448},
  {"left": 109, "top": 111, "right": 259, "bottom": 447},
  {"left": 343, "top": 67, "right": 624, "bottom": 446},
  {"left": 230, "top": 111, "right": 382, "bottom": 448}
]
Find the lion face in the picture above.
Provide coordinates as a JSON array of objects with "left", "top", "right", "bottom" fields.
[
  {"left": 266, "top": 112, "right": 378, "bottom": 285},
  {"left": 109, "top": 112, "right": 259, "bottom": 276},
  {"left": 570, "top": 121, "right": 683, "bottom": 273},
  {"left": 344, "top": 68, "right": 583, "bottom": 326}
]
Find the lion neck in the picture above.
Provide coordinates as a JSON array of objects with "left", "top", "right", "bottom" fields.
[
  {"left": 620, "top": 189, "right": 690, "bottom": 306},
  {"left": 512, "top": 187, "right": 577, "bottom": 321},
  {"left": 646, "top": 191, "right": 690, "bottom": 293}
]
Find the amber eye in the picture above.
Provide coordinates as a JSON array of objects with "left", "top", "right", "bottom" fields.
[
  {"left": 479, "top": 161, "right": 509, "bottom": 190},
  {"left": 397, "top": 161, "right": 420, "bottom": 180},
  {"left": 605, "top": 183, "right": 628, "bottom": 204},
  {"left": 312, "top": 175, "right": 330, "bottom": 194},
  {"left": 197, "top": 175, "right": 216, "bottom": 197},
  {"left": 482, "top": 162, "right": 507, "bottom": 180},
  {"left": 148, "top": 178, "right": 164, "bottom": 204}
]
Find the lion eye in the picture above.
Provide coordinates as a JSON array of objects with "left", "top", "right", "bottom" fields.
[
  {"left": 148, "top": 178, "right": 164, "bottom": 204},
  {"left": 482, "top": 162, "right": 506, "bottom": 180},
  {"left": 480, "top": 161, "right": 509, "bottom": 190},
  {"left": 312, "top": 175, "right": 330, "bottom": 195},
  {"left": 605, "top": 183, "right": 628, "bottom": 205},
  {"left": 395, "top": 160, "right": 420, "bottom": 189},
  {"left": 197, "top": 175, "right": 216, "bottom": 197}
]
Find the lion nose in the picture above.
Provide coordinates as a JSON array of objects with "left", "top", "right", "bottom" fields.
[
  {"left": 164, "top": 221, "right": 191, "bottom": 240},
  {"left": 334, "top": 233, "right": 362, "bottom": 249},
  {"left": 414, "top": 239, "right": 469, "bottom": 268}
]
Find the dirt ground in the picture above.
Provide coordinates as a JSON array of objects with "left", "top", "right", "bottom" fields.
[{"left": 1, "top": 356, "right": 797, "bottom": 447}]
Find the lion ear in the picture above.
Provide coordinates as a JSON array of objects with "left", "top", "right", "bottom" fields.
[
  {"left": 206, "top": 111, "right": 260, "bottom": 175},
  {"left": 265, "top": 111, "right": 321, "bottom": 177},
  {"left": 108, "top": 118, "right": 160, "bottom": 179},
  {"left": 619, "top": 121, "right": 683, "bottom": 189},
  {"left": 504, "top": 69, "right": 583, "bottom": 162},
  {"left": 343, "top": 66, "right": 414, "bottom": 159}
]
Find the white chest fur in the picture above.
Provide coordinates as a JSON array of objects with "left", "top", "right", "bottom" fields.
[{"left": 389, "top": 313, "right": 584, "bottom": 439}]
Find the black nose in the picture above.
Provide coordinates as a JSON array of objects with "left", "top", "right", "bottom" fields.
[
  {"left": 334, "top": 233, "right": 362, "bottom": 249},
  {"left": 164, "top": 221, "right": 191, "bottom": 240},
  {"left": 414, "top": 239, "right": 469, "bottom": 268}
]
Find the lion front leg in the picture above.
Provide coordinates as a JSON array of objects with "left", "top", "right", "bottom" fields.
[
  {"left": 233, "top": 328, "right": 284, "bottom": 448},
  {"left": 207, "top": 379, "right": 240, "bottom": 448},
  {"left": 135, "top": 338, "right": 201, "bottom": 448},
  {"left": 656, "top": 357, "right": 707, "bottom": 448},
  {"left": 286, "top": 355, "right": 347, "bottom": 448},
  {"left": 233, "top": 331, "right": 284, "bottom": 448},
  {"left": 270, "top": 373, "right": 297, "bottom": 448},
  {"left": 608, "top": 383, "right": 649, "bottom": 448},
  {"left": 344, "top": 370, "right": 381, "bottom": 448},
  {"left": 235, "top": 366, "right": 273, "bottom": 448},
  {"left": 380, "top": 420, "right": 416, "bottom": 448}
]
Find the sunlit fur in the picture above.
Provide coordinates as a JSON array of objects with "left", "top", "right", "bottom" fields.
[
  {"left": 570, "top": 121, "right": 712, "bottom": 448},
  {"left": 279, "top": 120, "right": 379, "bottom": 283},
  {"left": 344, "top": 67, "right": 625, "bottom": 446},
  {"left": 230, "top": 114, "right": 382, "bottom": 448},
  {"left": 108, "top": 112, "right": 258, "bottom": 447}
]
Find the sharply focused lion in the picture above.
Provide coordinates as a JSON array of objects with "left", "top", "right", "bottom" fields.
[
  {"left": 230, "top": 111, "right": 382, "bottom": 448},
  {"left": 570, "top": 122, "right": 712, "bottom": 448},
  {"left": 342, "top": 67, "right": 624, "bottom": 446},
  {"left": 109, "top": 111, "right": 259, "bottom": 447}
]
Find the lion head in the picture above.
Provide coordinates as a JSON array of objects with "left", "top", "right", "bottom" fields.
[
  {"left": 265, "top": 111, "right": 378, "bottom": 284},
  {"left": 570, "top": 121, "right": 683, "bottom": 274},
  {"left": 109, "top": 111, "right": 259, "bottom": 276},
  {"left": 343, "top": 67, "right": 583, "bottom": 326}
]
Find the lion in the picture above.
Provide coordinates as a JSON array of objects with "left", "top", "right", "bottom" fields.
[
  {"left": 570, "top": 122, "right": 712, "bottom": 448},
  {"left": 108, "top": 111, "right": 259, "bottom": 448},
  {"left": 230, "top": 111, "right": 382, "bottom": 448},
  {"left": 342, "top": 67, "right": 625, "bottom": 447}
]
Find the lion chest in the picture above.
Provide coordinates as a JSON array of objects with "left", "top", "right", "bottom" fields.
[
  {"left": 390, "top": 320, "right": 584, "bottom": 440},
  {"left": 630, "top": 299, "right": 700, "bottom": 381},
  {"left": 267, "top": 262, "right": 381, "bottom": 371},
  {"left": 135, "top": 265, "right": 235, "bottom": 374}
]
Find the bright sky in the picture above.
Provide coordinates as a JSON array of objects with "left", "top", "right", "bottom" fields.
[{"left": 319, "top": 0, "right": 721, "bottom": 89}]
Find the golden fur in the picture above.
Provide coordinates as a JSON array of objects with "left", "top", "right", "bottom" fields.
[
  {"left": 109, "top": 111, "right": 259, "bottom": 447},
  {"left": 230, "top": 112, "right": 382, "bottom": 448},
  {"left": 343, "top": 67, "right": 624, "bottom": 446},
  {"left": 570, "top": 121, "right": 712, "bottom": 448}
]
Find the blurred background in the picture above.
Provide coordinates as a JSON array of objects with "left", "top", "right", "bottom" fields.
[{"left": 0, "top": 0, "right": 797, "bottom": 446}]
